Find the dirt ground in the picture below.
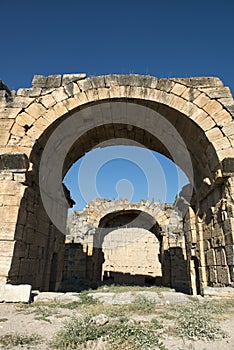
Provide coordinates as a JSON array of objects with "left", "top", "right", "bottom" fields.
[{"left": 0, "top": 291, "right": 234, "bottom": 350}]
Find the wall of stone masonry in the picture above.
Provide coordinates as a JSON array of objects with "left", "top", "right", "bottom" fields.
[
  {"left": 102, "top": 227, "right": 162, "bottom": 285},
  {"left": 0, "top": 153, "right": 66, "bottom": 291},
  {"left": 180, "top": 167, "right": 234, "bottom": 293},
  {"left": 62, "top": 199, "right": 191, "bottom": 292}
]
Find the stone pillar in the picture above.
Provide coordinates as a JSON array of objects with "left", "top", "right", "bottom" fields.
[
  {"left": 0, "top": 154, "right": 29, "bottom": 285},
  {"left": 0, "top": 153, "right": 68, "bottom": 291},
  {"left": 198, "top": 160, "right": 234, "bottom": 288}
]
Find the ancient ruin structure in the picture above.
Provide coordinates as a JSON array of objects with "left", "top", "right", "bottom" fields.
[
  {"left": 62, "top": 199, "right": 186, "bottom": 292},
  {"left": 0, "top": 73, "right": 234, "bottom": 295}
]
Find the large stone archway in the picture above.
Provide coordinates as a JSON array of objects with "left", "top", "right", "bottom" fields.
[{"left": 0, "top": 73, "right": 234, "bottom": 292}]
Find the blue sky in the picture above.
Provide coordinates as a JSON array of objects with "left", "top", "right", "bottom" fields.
[{"left": 1, "top": 0, "right": 234, "bottom": 210}]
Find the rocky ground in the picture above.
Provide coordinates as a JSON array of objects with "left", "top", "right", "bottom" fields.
[{"left": 0, "top": 287, "right": 233, "bottom": 350}]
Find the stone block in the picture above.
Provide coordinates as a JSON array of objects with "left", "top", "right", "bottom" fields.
[
  {"left": 32, "top": 75, "right": 62, "bottom": 88},
  {"left": 52, "top": 87, "right": 68, "bottom": 103},
  {"left": 203, "top": 100, "right": 223, "bottom": 115},
  {"left": 215, "top": 247, "right": 227, "bottom": 266},
  {"left": 0, "top": 107, "right": 22, "bottom": 119},
  {"left": 0, "top": 256, "right": 13, "bottom": 275},
  {"left": 62, "top": 73, "right": 86, "bottom": 85},
  {"left": 0, "top": 153, "right": 29, "bottom": 171},
  {"left": 0, "top": 206, "right": 19, "bottom": 223},
  {"left": 171, "top": 83, "right": 187, "bottom": 96},
  {"left": 206, "top": 249, "right": 216, "bottom": 266},
  {"left": 16, "top": 112, "right": 36, "bottom": 127},
  {"left": 157, "top": 79, "right": 174, "bottom": 92},
  {"left": 0, "top": 284, "right": 31, "bottom": 303},
  {"left": 38, "top": 95, "right": 56, "bottom": 109},
  {"left": 17, "top": 87, "right": 42, "bottom": 97},
  {"left": 10, "top": 123, "right": 25, "bottom": 137},
  {"left": 216, "top": 266, "right": 231, "bottom": 285},
  {"left": 205, "top": 127, "right": 223, "bottom": 142},
  {"left": 201, "top": 87, "right": 232, "bottom": 99},
  {"left": 0, "top": 241, "right": 15, "bottom": 257},
  {"left": 222, "top": 122, "right": 234, "bottom": 137},
  {"left": 10, "top": 96, "right": 34, "bottom": 108},
  {"left": 208, "top": 266, "right": 217, "bottom": 283},
  {"left": 25, "top": 102, "right": 47, "bottom": 119},
  {"left": 77, "top": 78, "right": 92, "bottom": 91},
  {"left": 193, "top": 93, "right": 211, "bottom": 108},
  {"left": 172, "top": 77, "right": 223, "bottom": 88},
  {"left": 34, "top": 292, "right": 65, "bottom": 302}
]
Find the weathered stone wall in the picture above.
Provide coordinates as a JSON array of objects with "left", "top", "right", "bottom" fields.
[
  {"left": 62, "top": 199, "right": 188, "bottom": 291},
  {"left": 0, "top": 154, "right": 66, "bottom": 291},
  {"left": 0, "top": 73, "right": 233, "bottom": 293}
]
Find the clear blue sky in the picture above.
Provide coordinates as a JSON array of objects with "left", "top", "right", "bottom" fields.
[{"left": 1, "top": 0, "right": 234, "bottom": 210}]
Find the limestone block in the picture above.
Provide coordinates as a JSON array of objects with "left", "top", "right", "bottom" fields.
[
  {"left": 11, "top": 96, "right": 34, "bottom": 108},
  {"left": 77, "top": 78, "right": 92, "bottom": 91},
  {"left": 0, "top": 107, "right": 22, "bottom": 119},
  {"left": 0, "top": 153, "right": 29, "bottom": 171},
  {"left": 172, "top": 77, "right": 223, "bottom": 88},
  {"left": 208, "top": 266, "right": 217, "bottom": 283},
  {"left": 34, "top": 292, "right": 65, "bottom": 302},
  {"left": 181, "top": 87, "right": 200, "bottom": 101},
  {"left": 25, "top": 102, "right": 47, "bottom": 119},
  {"left": 26, "top": 125, "right": 43, "bottom": 140},
  {"left": 0, "top": 222, "right": 17, "bottom": 240},
  {"left": 62, "top": 73, "right": 86, "bottom": 85},
  {"left": 17, "top": 87, "right": 42, "bottom": 97},
  {"left": 11, "top": 123, "right": 25, "bottom": 137},
  {"left": 0, "top": 193, "right": 21, "bottom": 206},
  {"left": 104, "top": 75, "right": 119, "bottom": 87},
  {"left": 38, "top": 94, "right": 56, "bottom": 109},
  {"left": 0, "top": 256, "right": 13, "bottom": 275},
  {"left": 205, "top": 127, "right": 224, "bottom": 142},
  {"left": 52, "top": 87, "right": 68, "bottom": 103},
  {"left": 16, "top": 112, "right": 35, "bottom": 127},
  {"left": 85, "top": 89, "right": 99, "bottom": 101},
  {"left": 0, "top": 241, "right": 15, "bottom": 257},
  {"left": 90, "top": 76, "right": 106, "bottom": 89},
  {"left": 157, "top": 79, "right": 174, "bottom": 92},
  {"left": 203, "top": 100, "right": 223, "bottom": 116},
  {"left": 206, "top": 249, "right": 216, "bottom": 266},
  {"left": 222, "top": 122, "right": 234, "bottom": 137},
  {"left": 0, "top": 284, "right": 32, "bottom": 303},
  {"left": 171, "top": 83, "right": 187, "bottom": 96},
  {"left": 0, "top": 119, "right": 14, "bottom": 146},
  {"left": 34, "top": 117, "right": 50, "bottom": 130},
  {"left": 192, "top": 111, "right": 214, "bottom": 131},
  {"left": 215, "top": 247, "right": 227, "bottom": 266},
  {"left": 64, "top": 97, "right": 79, "bottom": 111},
  {"left": 141, "top": 75, "right": 158, "bottom": 89},
  {"left": 32, "top": 75, "right": 62, "bottom": 88},
  {"left": 53, "top": 101, "right": 69, "bottom": 117},
  {"left": 44, "top": 109, "right": 58, "bottom": 123},
  {"left": 0, "top": 206, "right": 19, "bottom": 223},
  {"left": 216, "top": 266, "right": 231, "bottom": 285},
  {"left": 212, "top": 137, "right": 231, "bottom": 150},
  {"left": 193, "top": 93, "right": 211, "bottom": 108},
  {"left": 200, "top": 87, "right": 232, "bottom": 99}
]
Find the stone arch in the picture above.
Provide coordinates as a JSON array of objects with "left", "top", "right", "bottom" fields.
[
  {"left": 63, "top": 199, "right": 185, "bottom": 290},
  {"left": 0, "top": 73, "right": 234, "bottom": 292}
]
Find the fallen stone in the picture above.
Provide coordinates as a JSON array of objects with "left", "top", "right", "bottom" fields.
[
  {"left": 57, "top": 293, "right": 81, "bottom": 303},
  {"left": 161, "top": 291, "right": 191, "bottom": 305},
  {"left": 34, "top": 292, "right": 65, "bottom": 302},
  {"left": 0, "top": 284, "right": 31, "bottom": 303},
  {"left": 90, "top": 314, "right": 109, "bottom": 326},
  {"left": 203, "top": 286, "right": 234, "bottom": 297}
]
